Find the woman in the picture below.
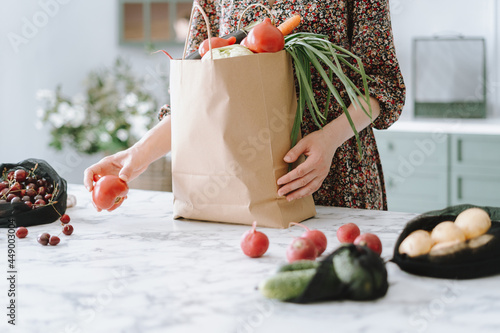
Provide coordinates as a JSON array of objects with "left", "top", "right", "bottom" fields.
[{"left": 84, "top": 0, "right": 405, "bottom": 210}]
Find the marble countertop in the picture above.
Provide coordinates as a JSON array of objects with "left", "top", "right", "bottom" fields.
[{"left": 1, "top": 184, "right": 499, "bottom": 333}]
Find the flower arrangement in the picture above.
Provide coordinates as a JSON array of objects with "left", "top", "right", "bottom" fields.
[{"left": 36, "top": 58, "right": 163, "bottom": 155}]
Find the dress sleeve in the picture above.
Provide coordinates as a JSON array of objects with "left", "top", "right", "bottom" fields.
[
  {"left": 350, "top": 0, "right": 406, "bottom": 130},
  {"left": 184, "top": 0, "right": 220, "bottom": 58}
]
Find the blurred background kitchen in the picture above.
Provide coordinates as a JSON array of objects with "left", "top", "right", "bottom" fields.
[{"left": 1, "top": 0, "right": 499, "bottom": 213}]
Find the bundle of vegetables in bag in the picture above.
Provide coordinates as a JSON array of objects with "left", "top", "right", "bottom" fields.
[
  {"left": 259, "top": 244, "right": 389, "bottom": 303},
  {"left": 392, "top": 204, "right": 500, "bottom": 279},
  {"left": 185, "top": 12, "right": 300, "bottom": 59},
  {"left": 0, "top": 159, "right": 67, "bottom": 228},
  {"left": 184, "top": 4, "right": 371, "bottom": 153}
]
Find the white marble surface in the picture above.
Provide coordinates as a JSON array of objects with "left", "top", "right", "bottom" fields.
[
  {"left": 387, "top": 118, "right": 500, "bottom": 135},
  {"left": 1, "top": 184, "right": 500, "bottom": 333}
]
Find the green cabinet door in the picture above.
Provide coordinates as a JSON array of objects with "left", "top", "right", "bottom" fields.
[
  {"left": 450, "top": 134, "right": 500, "bottom": 207},
  {"left": 375, "top": 130, "right": 449, "bottom": 213}
]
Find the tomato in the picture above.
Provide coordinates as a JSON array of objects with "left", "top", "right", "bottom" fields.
[
  {"left": 244, "top": 18, "right": 285, "bottom": 53},
  {"left": 198, "top": 36, "right": 237, "bottom": 58},
  {"left": 92, "top": 175, "right": 129, "bottom": 211},
  {"left": 240, "top": 37, "right": 250, "bottom": 49}
]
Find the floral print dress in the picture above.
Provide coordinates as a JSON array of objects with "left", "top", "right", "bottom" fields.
[{"left": 184, "top": 0, "right": 406, "bottom": 209}]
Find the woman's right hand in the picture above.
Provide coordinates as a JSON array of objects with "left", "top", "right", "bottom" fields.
[{"left": 83, "top": 146, "right": 149, "bottom": 192}]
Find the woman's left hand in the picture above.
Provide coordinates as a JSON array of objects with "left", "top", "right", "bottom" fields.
[{"left": 277, "top": 129, "right": 337, "bottom": 201}]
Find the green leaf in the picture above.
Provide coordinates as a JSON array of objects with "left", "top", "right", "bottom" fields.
[{"left": 284, "top": 32, "right": 373, "bottom": 156}]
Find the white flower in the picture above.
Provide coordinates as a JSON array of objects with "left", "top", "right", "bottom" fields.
[
  {"left": 118, "top": 100, "right": 127, "bottom": 111},
  {"left": 36, "top": 107, "right": 45, "bottom": 119},
  {"left": 103, "top": 76, "right": 116, "bottom": 93},
  {"left": 116, "top": 129, "right": 128, "bottom": 141},
  {"left": 36, "top": 89, "right": 56, "bottom": 102},
  {"left": 57, "top": 102, "right": 71, "bottom": 116},
  {"left": 86, "top": 132, "right": 97, "bottom": 142},
  {"left": 71, "top": 93, "right": 86, "bottom": 106},
  {"left": 99, "top": 132, "right": 111, "bottom": 143},
  {"left": 128, "top": 114, "right": 150, "bottom": 139},
  {"left": 89, "top": 113, "right": 100, "bottom": 126},
  {"left": 68, "top": 104, "right": 86, "bottom": 127},
  {"left": 79, "top": 140, "right": 91, "bottom": 151},
  {"left": 137, "top": 101, "right": 153, "bottom": 115},
  {"left": 48, "top": 113, "right": 65, "bottom": 128},
  {"left": 105, "top": 120, "right": 115, "bottom": 132},
  {"left": 124, "top": 93, "right": 138, "bottom": 108},
  {"left": 55, "top": 102, "right": 85, "bottom": 127}
]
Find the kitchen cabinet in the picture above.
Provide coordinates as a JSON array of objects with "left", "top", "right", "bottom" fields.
[
  {"left": 450, "top": 134, "right": 500, "bottom": 206},
  {"left": 375, "top": 130, "right": 500, "bottom": 213}
]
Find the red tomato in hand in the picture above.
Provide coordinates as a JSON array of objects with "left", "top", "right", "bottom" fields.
[{"left": 92, "top": 175, "right": 129, "bottom": 211}]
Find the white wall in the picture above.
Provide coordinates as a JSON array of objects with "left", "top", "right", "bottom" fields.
[
  {"left": 0, "top": 0, "right": 183, "bottom": 184},
  {"left": 1, "top": 0, "right": 499, "bottom": 184},
  {"left": 389, "top": 0, "right": 499, "bottom": 120}
]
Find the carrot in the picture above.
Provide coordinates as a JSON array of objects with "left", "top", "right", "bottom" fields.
[{"left": 277, "top": 15, "right": 301, "bottom": 36}]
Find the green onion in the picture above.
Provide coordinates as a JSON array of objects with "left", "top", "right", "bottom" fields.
[{"left": 284, "top": 33, "right": 373, "bottom": 156}]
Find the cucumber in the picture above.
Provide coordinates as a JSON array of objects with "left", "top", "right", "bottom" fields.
[
  {"left": 277, "top": 260, "right": 320, "bottom": 273},
  {"left": 258, "top": 268, "right": 316, "bottom": 301}
]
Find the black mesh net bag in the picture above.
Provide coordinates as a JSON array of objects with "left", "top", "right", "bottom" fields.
[
  {"left": 0, "top": 159, "right": 67, "bottom": 228},
  {"left": 391, "top": 204, "right": 500, "bottom": 279},
  {"left": 289, "top": 244, "right": 389, "bottom": 303}
]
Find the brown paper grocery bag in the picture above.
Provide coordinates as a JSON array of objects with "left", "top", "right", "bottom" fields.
[{"left": 169, "top": 4, "right": 316, "bottom": 228}]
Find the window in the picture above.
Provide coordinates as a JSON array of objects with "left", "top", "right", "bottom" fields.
[{"left": 119, "top": 0, "right": 193, "bottom": 45}]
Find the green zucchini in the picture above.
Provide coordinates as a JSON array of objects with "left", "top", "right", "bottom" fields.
[
  {"left": 277, "top": 260, "right": 320, "bottom": 273},
  {"left": 258, "top": 268, "right": 316, "bottom": 301}
]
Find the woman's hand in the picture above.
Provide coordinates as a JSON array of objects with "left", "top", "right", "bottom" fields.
[
  {"left": 277, "top": 129, "right": 338, "bottom": 201},
  {"left": 277, "top": 96, "right": 381, "bottom": 201},
  {"left": 84, "top": 114, "right": 173, "bottom": 193},
  {"left": 83, "top": 146, "right": 149, "bottom": 193}
]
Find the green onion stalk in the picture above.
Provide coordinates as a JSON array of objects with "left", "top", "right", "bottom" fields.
[{"left": 284, "top": 32, "right": 373, "bottom": 156}]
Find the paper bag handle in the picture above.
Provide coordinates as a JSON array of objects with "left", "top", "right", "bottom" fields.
[
  {"left": 183, "top": 2, "right": 213, "bottom": 60},
  {"left": 237, "top": 3, "right": 274, "bottom": 31}
]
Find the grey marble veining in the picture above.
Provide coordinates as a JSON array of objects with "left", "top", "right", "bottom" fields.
[{"left": 1, "top": 184, "right": 499, "bottom": 333}]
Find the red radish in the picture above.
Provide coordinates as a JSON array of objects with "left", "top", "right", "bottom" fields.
[
  {"left": 286, "top": 237, "right": 318, "bottom": 263},
  {"left": 337, "top": 223, "right": 361, "bottom": 243},
  {"left": 289, "top": 222, "right": 327, "bottom": 255},
  {"left": 240, "top": 221, "right": 269, "bottom": 258},
  {"left": 354, "top": 233, "right": 382, "bottom": 256}
]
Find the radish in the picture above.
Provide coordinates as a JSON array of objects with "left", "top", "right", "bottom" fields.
[
  {"left": 354, "top": 233, "right": 382, "bottom": 256},
  {"left": 241, "top": 221, "right": 269, "bottom": 258},
  {"left": 337, "top": 223, "right": 361, "bottom": 243},
  {"left": 289, "top": 222, "right": 327, "bottom": 255},
  {"left": 286, "top": 237, "right": 318, "bottom": 263}
]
